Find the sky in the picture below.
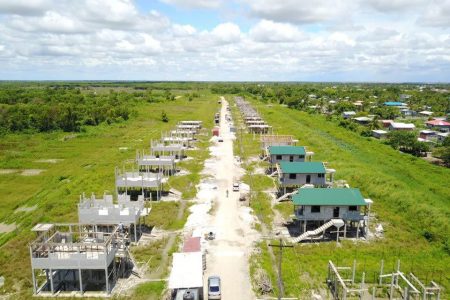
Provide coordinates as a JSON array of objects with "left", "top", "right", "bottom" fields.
[{"left": 0, "top": 0, "right": 449, "bottom": 82}]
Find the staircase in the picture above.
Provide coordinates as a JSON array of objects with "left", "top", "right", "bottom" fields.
[
  {"left": 291, "top": 219, "right": 344, "bottom": 243},
  {"left": 276, "top": 191, "right": 297, "bottom": 202}
]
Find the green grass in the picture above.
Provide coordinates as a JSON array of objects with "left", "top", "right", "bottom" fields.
[
  {"left": 168, "top": 135, "right": 211, "bottom": 199},
  {"left": 0, "top": 89, "right": 218, "bottom": 297},
  {"left": 132, "top": 281, "right": 167, "bottom": 300},
  {"left": 143, "top": 201, "right": 192, "bottom": 231},
  {"left": 248, "top": 101, "right": 450, "bottom": 297}
]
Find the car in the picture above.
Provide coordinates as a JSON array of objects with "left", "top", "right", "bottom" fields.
[
  {"left": 218, "top": 137, "right": 223, "bottom": 142},
  {"left": 207, "top": 276, "right": 221, "bottom": 299},
  {"left": 232, "top": 182, "right": 239, "bottom": 192}
]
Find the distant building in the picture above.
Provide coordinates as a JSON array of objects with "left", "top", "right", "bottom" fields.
[
  {"left": 419, "top": 130, "right": 438, "bottom": 141},
  {"left": 425, "top": 120, "right": 450, "bottom": 132},
  {"left": 437, "top": 132, "right": 449, "bottom": 143},
  {"left": 380, "top": 120, "right": 393, "bottom": 128},
  {"left": 389, "top": 122, "right": 415, "bottom": 131},
  {"left": 372, "top": 130, "right": 388, "bottom": 139},
  {"left": 418, "top": 111, "right": 433, "bottom": 117},
  {"left": 342, "top": 111, "right": 356, "bottom": 119},
  {"left": 400, "top": 109, "right": 416, "bottom": 117},
  {"left": 384, "top": 101, "right": 406, "bottom": 107},
  {"left": 352, "top": 116, "right": 372, "bottom": 125}
]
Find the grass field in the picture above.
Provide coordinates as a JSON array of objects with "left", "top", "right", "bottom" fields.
[
  {"left": 0, "top": 90, "right": 219, "bottom": 298},
  {"left": 237, "top": 98, "right": 449, "bottom": 298}
]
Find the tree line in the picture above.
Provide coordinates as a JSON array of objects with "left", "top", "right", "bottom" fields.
[{"left": 0, "top": 84, "right": 178, "bottom": 134}]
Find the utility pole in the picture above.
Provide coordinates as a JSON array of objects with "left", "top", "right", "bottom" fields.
[{"left": 268, "top": 238, "right": 293, "bottom": 300}]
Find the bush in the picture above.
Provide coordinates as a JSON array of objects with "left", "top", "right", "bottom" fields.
[{"left": 161, "top": 110, "right": 169, "bottom": 122}]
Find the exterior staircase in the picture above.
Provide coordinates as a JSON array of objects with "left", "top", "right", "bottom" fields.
[
  {"left": 276, "top": 191, "right": 297, "bottom": 202},
  {"left": 291, "top": 219, "right": 344, "bottom": 243}
]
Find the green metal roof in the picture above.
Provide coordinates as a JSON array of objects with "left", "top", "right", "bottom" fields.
[
  {"left": 292, "top": 188, "right": 367, "bottom": 206},
  {"left": 279, "top": 162, "right": 325, "bottom": 174},
  {"left": 269, "top": 146, "right": 306, "bottom": 156}
]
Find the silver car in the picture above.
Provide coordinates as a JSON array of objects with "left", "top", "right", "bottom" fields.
[{"left": 207, "top": 276, "right": 221, "bottom": 299}]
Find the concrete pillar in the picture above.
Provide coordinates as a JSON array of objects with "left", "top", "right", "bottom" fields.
[
  {"left": 31, "top": 269, "right": 37, "bottom": 294},
  {"left": 336, "top": 227, "right": 340, "bottom": 243},
  {"left": 49, "top": 269, "right": 54, "bottom": 294},
  {"left": 79, "top": 269, "right": 83, "bottom": 295},
  {"left": 344, "top": 223, "right": 347, "bottom": 238},
  {"left": 105, "top": 268, "right": 109, "bottom": 294}
]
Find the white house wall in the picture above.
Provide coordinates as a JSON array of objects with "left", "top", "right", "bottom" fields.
[{"left": 280, "top": 173, "right": 326, "bottom": 186}]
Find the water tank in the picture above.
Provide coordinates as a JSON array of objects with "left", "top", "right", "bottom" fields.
[{"left": 183, "top": 289, "right": 195, "bottom": 300}]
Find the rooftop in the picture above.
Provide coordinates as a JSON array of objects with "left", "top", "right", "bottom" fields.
[
  {"left": 292, "top": 188, "right": 367, "bottom": 206},
  {"left": 426, "top": 120, "right": 450, "bottom": 126},
  {"left": 390, "top": 122, "right": 415, "bottom": 129},
  {"left": 279, "top": 162, "right": 325, "bottom": 174},
  {"left": 384, "top": 101, "right": 406, "bottom": 106},
  {"left": 269, "top": 146, "right": 306, "bottom": 156}
]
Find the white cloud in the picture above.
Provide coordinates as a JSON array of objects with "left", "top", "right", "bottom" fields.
[
  {"left": 0, "top": 0, "right": 449, "bottom": 81},
  {"left": 244, "top": 0, "right": 352, "bottom": 24},
  {"left": 417, "top": 0, "right": 450, "bottom": 28},
  {"left": 0, "top": 0, "right": 51, "bottom": 16},
  {"left": 160, "top": 0, "right": 221, "bottom": 9},
  {"left": 365, "top": 0, "right": 427, "bottom": 12},
  {"left": 249, "top": 20, "right": 304, "bottom": 43},
  {"left": 211, "top": 22, "right": 241, "bottom": 44}
]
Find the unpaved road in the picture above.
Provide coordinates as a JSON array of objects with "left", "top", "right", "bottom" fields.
[{"left": 203, "top": 98, "right": 259, "bottom": 299}]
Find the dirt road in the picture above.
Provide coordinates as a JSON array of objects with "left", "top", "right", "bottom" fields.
[{"left": 203, "top": 98, "right": 259, "bottom": 299}]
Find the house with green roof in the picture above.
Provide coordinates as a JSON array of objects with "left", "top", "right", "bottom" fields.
[
  {"left": 277, "top": 162, "right": 334, "bottom": 192},
  {"left": 268, "top": 146, "right": 313, "bottom": 169},
  {"left": 292, "top": 188, "right": 372, "bottom": 240}
]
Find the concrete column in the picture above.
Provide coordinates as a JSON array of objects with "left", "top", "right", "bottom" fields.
[
  {"left": 31, "top": 268, "right": 37, "bottom": 294},
  {"left": 79, "top": 269, "right": 83, "bottom": 295},
  {"left": 49, "top": 269, "right": 54, "bottom": 294},
  {"left": 105, "top": 268, "right": 109, "bottom": 294}
]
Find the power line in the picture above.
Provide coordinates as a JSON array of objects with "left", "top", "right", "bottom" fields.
[{"left": 268, "top": 238, "right": 293, "bottom": 300}]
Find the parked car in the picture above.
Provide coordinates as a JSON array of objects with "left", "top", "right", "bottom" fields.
[
  {"left": 232, "top": 182, "right": 239, "bottom": 192},
  {"left": 218, "top": 137, "right": 224, "bottom": 142},
  {"left": 207, "top": 276, "right": 221, "bottom": 299}
]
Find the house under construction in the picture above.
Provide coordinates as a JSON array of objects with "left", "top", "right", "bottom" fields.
[
  {"left": 150, "top": 140, "right": 184, "bottom": 160},
  {"left": 327, "top": 260, "right": 442, "bottom": 300},
  {"left": 115, "top": 167, "right": 163, "bottom": 201},
  {"left": 30, "top": 223, "right": 132, "bottom": 297},
  {"left": 260, "top": 134, "right": 298, "bottom": 151},
  {"left": 78, "top": 193, "right": 149, "bottom": 243},
  {"left": 136, "top": 150, "right": 176, "bottom": 176}
]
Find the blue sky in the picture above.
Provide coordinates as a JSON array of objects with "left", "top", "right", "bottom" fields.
[{"left": 0, "top": 0, "right": 449, "bottom": 82}]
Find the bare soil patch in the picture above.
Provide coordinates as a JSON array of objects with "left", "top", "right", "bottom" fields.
[
  {"left": 0, "top": 169, "right": 18, "bottom": 175},
  {"left": 0, "top": 223, "right": 16, "bottom": 233},
  {"left": 20, "top": 169, "right": 45, "bottom": 176}
]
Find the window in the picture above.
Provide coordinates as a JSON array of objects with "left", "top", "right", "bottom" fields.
[
  {"left": 289, "top": 173, "right": 296, "bottom": 179},
  {"left": 289, "top": 155, "right": 294, "bottom": 162},
  {"left": 318, "top": 173, "right": 324, "bottom": 178},
  {"left": 311, "top": 206, "right": 321, "bottom": 213},
  {"left": 349, "top": 206, "right": 357, "bottom": 211},
  {"left": 299, "top": 155, "right": 305, "bottom": 159},
  {"left": 276, "top": 155, "right": 282, "bottom": 160}
]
